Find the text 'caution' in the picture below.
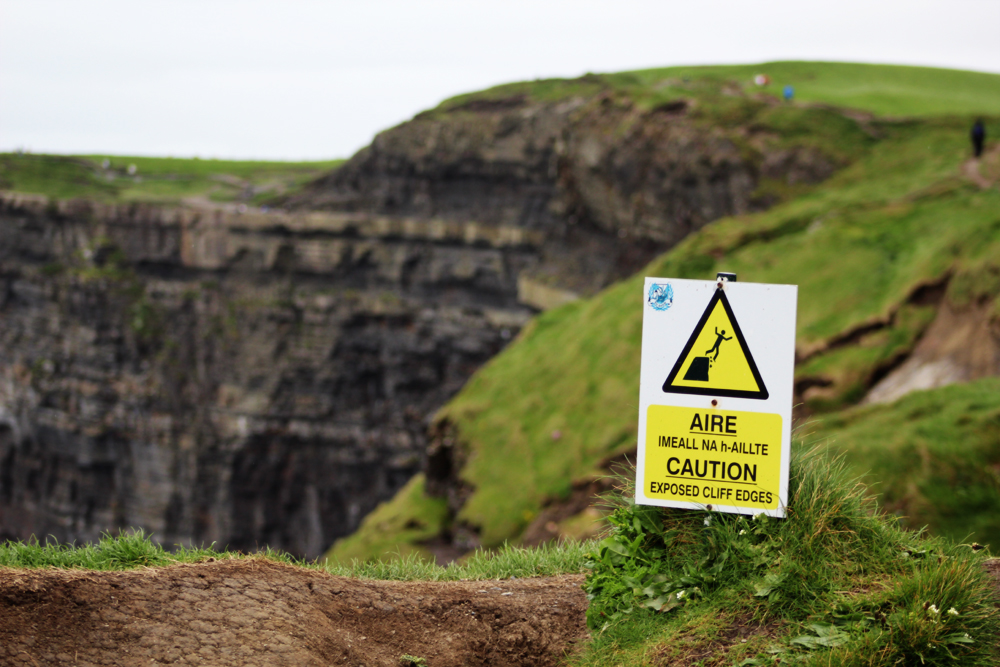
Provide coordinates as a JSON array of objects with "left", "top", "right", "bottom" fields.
[{"left": 645, "top": 404, "right": 782, "bottom": 510}]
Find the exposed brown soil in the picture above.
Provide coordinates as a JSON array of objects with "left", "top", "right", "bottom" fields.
[
  {"left": 0, "top": 560, "right": 588, "bottom": 666},
  {"left": 864, "top": 299, "right": 1000, "bottom": 404},
  {"left": 4, "top": 558, "right": 1000, "bottom": 666},
  {"left": 962, "top": 151, "right": 999, "bottom": 190},
  {"left": 653, "top": 615, "right": 783, "bottom": 667},
  {"left": 983, "top": 558, "right": 1000, "bottom": 588}
]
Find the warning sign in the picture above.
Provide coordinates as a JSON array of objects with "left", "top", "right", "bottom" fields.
[
  {"left": 636, "top": 276, "right": 797, "bottom": 517},
  {"left": 662, "top": 289, "right": 768, "bottom": 400},
  {"left": 644, "top": 405, "right": 781, "bottom": 510}
]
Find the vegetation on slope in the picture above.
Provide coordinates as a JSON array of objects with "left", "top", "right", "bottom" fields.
[
  {"left": 0, "top": 152, "right": 343, "bottom": 205},
  {"left": 0, "top": 530, "right": 288, "bottom": 571},
  {"left": 577, "top": 446, "right": 998, "bottom": 666},
  {"left": 328, "top": 475, "right": 450, "bottom": 566},
  {"left": 327, "top": 63, "right": 1000, "bottom": 564},
  {"left": 808, "top": 378, "right": 1000, "bottom": 546},
  {"left": 0, "top": 530, "right": 590, "bottom": 582},
  {"left": 5, "top": 452, "right": 997, "bottom": 666},
  {"left": 436, "top": 61, "right": 1000, "bottom": 119}
]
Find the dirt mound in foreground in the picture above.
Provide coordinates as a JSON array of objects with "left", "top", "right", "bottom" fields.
[{"left": 0, "top": 560, "right": 588, "bottom": 666}]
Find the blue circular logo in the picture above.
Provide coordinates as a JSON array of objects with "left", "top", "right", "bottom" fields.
[{"left": 648, "top": 283, "right": 674, "bottom": 311}]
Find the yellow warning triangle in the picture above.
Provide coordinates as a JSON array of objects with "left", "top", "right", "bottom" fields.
[{"left": 662, "top": 289, "right": 768, "bottom": 400}]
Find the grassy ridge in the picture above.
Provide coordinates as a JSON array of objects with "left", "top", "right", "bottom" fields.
[
  {"left": 439, "top": 61, "right": 1000, "bottom": 118},
  {"left": 0, "top": 152, "right": 343, "bottom": 205},
  {"left": 0, "top": 530, "right": 591, "bottom": 582},
  {"left": 612, "top": 62, "right": 1000, "bottom": 117},
  {"left": 0, "top": 530, "right": 285, "bottom": 571}
]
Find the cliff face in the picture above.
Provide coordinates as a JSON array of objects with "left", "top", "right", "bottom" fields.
[
  {"left": 0, "top": 195, "right": 533, "bottom": 557},
  {"left": 0, "top": 84, "right": 857, "bottom": 558},
  {"left": 292, "top": 91, "right": 837, "bottom": 294}
]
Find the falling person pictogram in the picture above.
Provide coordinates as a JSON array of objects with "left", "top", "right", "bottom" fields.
[
  {"left": 683, "top": 328, "right": 732, "bottom": 382},
  {"left": 705, "top": 327, "right": 732, "bottom": 362}
]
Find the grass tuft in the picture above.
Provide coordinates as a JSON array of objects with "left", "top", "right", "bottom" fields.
[
  {"left": 0, "top": 530, "right": 590, "bottom": 583},
  {"left": 576, "top": 444, "right": 1000, "bottom": 666},
  {"left": 325, "top": 539, "right": 593, "bottom": 581}
]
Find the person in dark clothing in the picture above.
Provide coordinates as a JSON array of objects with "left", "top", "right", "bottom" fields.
[{"left": 971, "top": 119, "right": 986, "bottom": 158}]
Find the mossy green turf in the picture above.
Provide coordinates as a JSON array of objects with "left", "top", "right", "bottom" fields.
[
  {"left": 329, "top": 66, "right": 1000, "bottom": 564},
  {"left": 438, "top": 61, "right": 1000, "bottom": 118},
  {"left": 0, "top": 530, "right": 291, "bottom": 571},
  {"left": 807, "top": 378, "right": 1000, "bottom": 547},
  {"left": 0, "top": 530, "right": 590, "bottom": 582},
  {"left": 612, "top": 62, "right": 1000, "bottom": 118},
  {"left": 576, "top": 447, "right": 999, "bottom": 667},
  {"left": 0, "top": 153, "right": 343, "bottom": 205}
]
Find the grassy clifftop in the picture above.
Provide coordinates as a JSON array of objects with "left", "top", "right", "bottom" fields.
[
  {"left": 438, "top": 61, "right": 1000, "bottom": 118},
  {"left": 328, "top": 61, "right": 1000, "bottom": 565},
  {"left": 0, "top": 153, "right": 343, "bottom": 205}
]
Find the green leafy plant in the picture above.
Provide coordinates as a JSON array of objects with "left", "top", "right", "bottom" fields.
[{"left": 576, "top": 446, "right": 999, "bottom": 666}]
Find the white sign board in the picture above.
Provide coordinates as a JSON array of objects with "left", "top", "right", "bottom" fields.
[{"left": 636, "top": 276, "right": 797, "bottom": 517}]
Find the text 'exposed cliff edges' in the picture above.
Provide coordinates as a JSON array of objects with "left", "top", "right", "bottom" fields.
[{"left": 644, "top": 405, "right": 782, "bottom": 510}]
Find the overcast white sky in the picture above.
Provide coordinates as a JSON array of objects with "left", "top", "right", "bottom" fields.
[{"left": 2, "top": 0, "right": 999, "bottom": 161}]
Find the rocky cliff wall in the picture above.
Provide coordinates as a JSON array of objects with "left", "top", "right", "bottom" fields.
[
  {"left": 0, "top": 86, "right": 859, "bottom": 558},
  {"left": 0, "top": 195, "right": 534, "bottom": 557},
  {"left": 291, "top": 90, "right": 839, "bottom": 294}
]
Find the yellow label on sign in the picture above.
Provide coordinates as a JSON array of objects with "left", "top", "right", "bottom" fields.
[
  {"left": 662, "top": 289, "right": 768, "bottom": 400},
  {"left": 644, "top": 405, "right": 782, "bottom": 510}
]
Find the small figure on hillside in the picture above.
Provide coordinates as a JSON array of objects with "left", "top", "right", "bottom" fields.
[
  {"left": 971, "top": 119, "right": 986, "bottom": 158},
  {"left": 782, "top": 85, "right": 794, "bottom": 102}
]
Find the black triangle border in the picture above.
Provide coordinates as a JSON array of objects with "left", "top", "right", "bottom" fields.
[{"left": 661, "top": 289, "right": 769, "bottom": 400}]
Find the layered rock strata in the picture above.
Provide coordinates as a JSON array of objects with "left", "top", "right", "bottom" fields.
[
  {"left": 292, "top": 91, "right": 835, "bottom": 295},
  {"left": 0, "top": 195, "right": 532, "bottom": 557},
  {"left": 0, "top": 88, "right": 848, "bottom": 557}
]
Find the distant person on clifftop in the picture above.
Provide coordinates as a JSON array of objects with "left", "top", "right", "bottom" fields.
[
  {"left": 971, "top": 119, "right": 986, "bottom": 158},
  {"left": 782, "top": 85, "right": 794, "bottom": 102}
]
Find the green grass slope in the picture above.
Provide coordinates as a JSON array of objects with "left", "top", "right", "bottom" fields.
[
  {"left": 578, "top": 447, "right": 999, "bottom": 667},
  {"left": 0, "top": 153, "right": 343, "bottom": 205},
  {"left": 328, "top": 63, "right": 1000, "bottom": 564},
  {"left": 439, "top": 61, "right": 1000, "bottom": 118},
  {"left": 808, "top": 378, "right": 1000, "bottom": 546},
  {"left": 614, "top": 62, "right": 1000, "bottom": 118}
]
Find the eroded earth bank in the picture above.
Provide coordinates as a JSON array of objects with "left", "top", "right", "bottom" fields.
[{"left": 0, "top": 560, "right": 588, "bottom": 666}]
